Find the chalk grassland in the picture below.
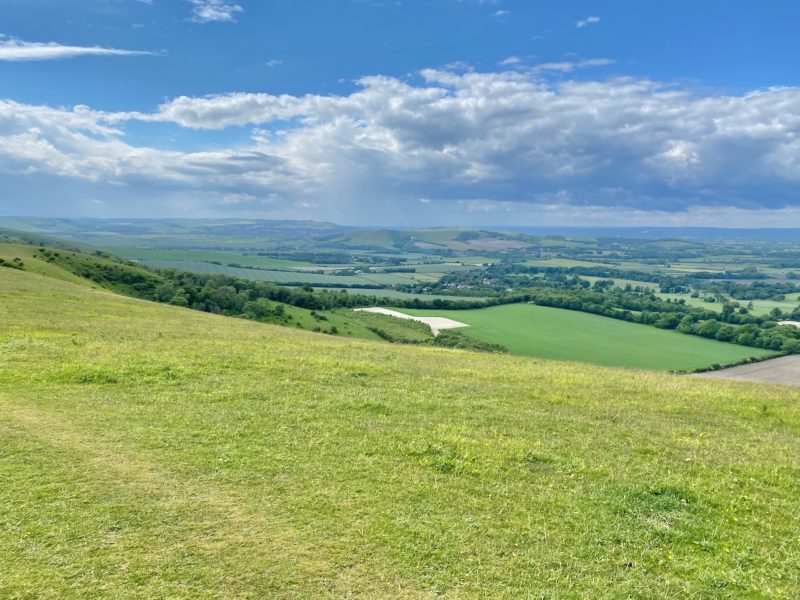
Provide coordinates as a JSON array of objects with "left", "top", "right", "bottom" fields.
[
  {"left": 2, "top": 266, "right": 800, "bottom": 598},
  {"left": 0, "top": 242, "right": 443, "bottom": 343},
  {"left": 400, "top": 304, "right": 777, "bottom": 371}
]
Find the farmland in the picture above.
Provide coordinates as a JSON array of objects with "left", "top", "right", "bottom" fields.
[
  {"left": 316, "top": 287, "right": 488, "bottom": 302},
  {"left": 400, "top": 304, "right": 777, "bottom": 371},
  {"left": 4, "top": 219, "right": 800, "bottom": 364}
]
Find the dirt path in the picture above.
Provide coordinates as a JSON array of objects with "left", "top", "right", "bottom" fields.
[
  {"left": 354, "top": 308, "right": 469, "bottom": 336},
  {"left": 695, "top": 355, "right": 800, "bottom": 387}
]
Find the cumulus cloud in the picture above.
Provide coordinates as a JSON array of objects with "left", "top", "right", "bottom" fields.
[
  {"left": 2, "top": 68, "right": 800, "bottom": 224},
  {"left": 189, "top": 0, "right": 243, "bottom": 23},
  {"left": 0, "top": 36, "right": 156, "bottom": 61}
]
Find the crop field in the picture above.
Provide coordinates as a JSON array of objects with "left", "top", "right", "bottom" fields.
[
  {"left": 400, "top": 304, "right": 777, "bottom": 371},
  {"left": 408, "top": 263, "right": 479, "bottom": 273},
  {"left": 523, "top": 258, "right": 612, "bottom": 268},
  {"left": 3, "top": 266, "right": 800, "bottom": 597},
  {"left": 111, "top": 248, "right": 314, "bottom": 269},
  {"left": 314, "top": 286, "right": 487, "bottom": 302},
  {"left": 137, "top": 259, "right": 410, "bottom": 285},
  {"left": 580, "top": 275, "right": 660, "bottom": 290}
]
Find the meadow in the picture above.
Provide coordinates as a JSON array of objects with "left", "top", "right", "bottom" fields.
[
  {"left": 400, "top": 304, "right": 777, "bottom": 371},
  {"left": 2, "top": 266, "right": 799, "bottom": 597}
]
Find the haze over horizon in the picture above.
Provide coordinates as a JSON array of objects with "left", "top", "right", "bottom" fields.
[{"left": 2, "top": 0, "right": 800, "bottom": 227}]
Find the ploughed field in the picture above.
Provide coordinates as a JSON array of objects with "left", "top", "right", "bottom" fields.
[
  {"left": 2, "top": 267, "right": 799, "bottom": 598},
  {"left": 400, "top": 304, "right": 777, "bottom": 371},
  {"left": 697, "top": 355, "right": 800, "bottom": 386}
]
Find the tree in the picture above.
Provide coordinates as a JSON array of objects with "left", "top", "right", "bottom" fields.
[{"left": 169, "top": 291, "right": 189, "bottom": 307}]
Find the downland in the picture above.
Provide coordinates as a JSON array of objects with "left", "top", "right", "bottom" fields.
[{"left": 1, "top": 239, "right": 799, "bottom": 597}]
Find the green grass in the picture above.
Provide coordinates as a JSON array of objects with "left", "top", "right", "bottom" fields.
[
  {"left": 580, "top": 275, "right": 660, "bottom": 290},
  {"left": 138, "top": 259, "right": 430, "bottom": 286},
  {"left": 315, "top": 287, "right": 488, "bottom": 302},
  {"left": 399, "top": 304, "right": 777, "bottom": 371},
  {"left": 2, "top": 267, "right": 800, "bottom": 597},
  {"left": 110, "top": 248, "right": 314, "bottom": 268},
  {"left": 336, "top": 309, "right": 435, "bottom": 343},
  {"left": 523, "top": 258, "right": 612, "bottom": 268}
]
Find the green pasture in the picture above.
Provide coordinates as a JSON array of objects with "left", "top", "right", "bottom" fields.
[{"left": 400, "top": 304, "right": 777, "bottom": 371}]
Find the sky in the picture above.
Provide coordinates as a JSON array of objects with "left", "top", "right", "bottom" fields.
[{"left": 1, "top": 0, "right": 800, "bottom": 227}]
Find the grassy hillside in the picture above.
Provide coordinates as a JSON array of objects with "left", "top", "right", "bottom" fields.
[
  {"left": 401, "top": 304, "right": 777, "bottom": 371},
  {"left": 2, "top": 266, "right": 799, "bottom": 597},
  {"left": 0, "top": 240, "right": 442, "bottom": 344}
]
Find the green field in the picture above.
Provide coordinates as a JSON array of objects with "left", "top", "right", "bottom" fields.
[
  {"left": 139, "top": 259, "right": 420, "bottom": 286},
  {"left": 400, "top": 304, "right": 777, "bottom": 371},
  {"left": 523, "top": 258, "right": 612, "bottom": 268},
  {"left": 2, "top": 265, "right": 800, "bottom": 597},
  {"left": 315, "top": 286, "right": 487, "bottom": 302},
  {"left": 581, "top": 275, "right": 660, "bottom": 290},
  {"left": 111, "top": 248, "right": 314, "bottom": 269}
]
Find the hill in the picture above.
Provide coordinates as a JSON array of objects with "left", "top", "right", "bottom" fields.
[
  {"left": 0, "top": 239, "right": 445, "bottom": 345},
  {"left": 1, "top": 265, "right": 799, "bottom": 597}
]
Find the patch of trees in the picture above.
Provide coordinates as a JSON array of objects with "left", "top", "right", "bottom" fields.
[
  {"left": 431, "top": 330, "right": 506, "bottom": 353},
  {"left": 514, "top": 288, "right": 800, "bottom": 353},
  {"left": 0, "top": 257, "right": 25, "bottom": 270},
  {"left": 699, "top": 280, "right": 799, "bottom": 301}
]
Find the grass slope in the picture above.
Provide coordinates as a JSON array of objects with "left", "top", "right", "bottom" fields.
[
  {"left": 2, "top": 268, "right": 800, "bottom": 597},
  {"left": 401, "top": 304, "right": 777, "bottom": 371},
  {"left": 0, "top": 241, "right": 429, "bottom": 344}
]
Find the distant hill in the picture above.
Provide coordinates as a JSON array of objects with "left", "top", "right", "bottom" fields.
[{"left": 0, "top": 218, "right": 533, "bottom": 253}]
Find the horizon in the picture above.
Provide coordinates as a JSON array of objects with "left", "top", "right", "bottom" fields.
[
  {"left": 2, "top": 1, "right": 800, "bottom": 227},
  {"left": 7, "top": 215, "right": 800, "bottom": 239}
]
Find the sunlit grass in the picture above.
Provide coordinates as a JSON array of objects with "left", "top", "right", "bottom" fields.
[{"left": 1, "top": 267, "right": 799, "bottom": 598}]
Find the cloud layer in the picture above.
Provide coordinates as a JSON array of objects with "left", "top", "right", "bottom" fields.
[{"left": 2, "top": 67, "right": 800, "bottom": 224}]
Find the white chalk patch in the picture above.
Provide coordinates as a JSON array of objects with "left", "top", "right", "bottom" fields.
[{"left": 354, "top": 307, "right": 469, "bottom": 336}]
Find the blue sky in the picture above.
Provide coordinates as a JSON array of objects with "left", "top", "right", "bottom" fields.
[{"left": 2, "top": 0, "right": 800, "bottom": 226}]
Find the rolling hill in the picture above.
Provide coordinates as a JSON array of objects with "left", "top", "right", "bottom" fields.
[{"left": 1, "top": 263, "right": 799, "bottom": 597}]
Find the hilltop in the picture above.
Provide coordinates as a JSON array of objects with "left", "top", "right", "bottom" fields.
[{"left": 1, "top": 261, "right": 799, "bottom": 597}]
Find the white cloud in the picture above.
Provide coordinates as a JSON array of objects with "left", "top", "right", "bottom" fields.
[
  {"left": 189, "top": 0, "right": 243, "bottom": 23},
  {"left": 492, "top": 10, "right": 510, "bottom": 18},
  {"left": 0, "top": 36, "right": 156, "bottom": 61},
  {"left": 529, "top": 57, "right": 614, "bottom": 74},
  {"left": 2, "top": 68, "right": 800, "bottom": 224},
  {"left": 265, "top": 59, "right": 283, "bottom": 68},
  {"left": 576, "top": 16, "right": 601, "bottom": 28}
]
